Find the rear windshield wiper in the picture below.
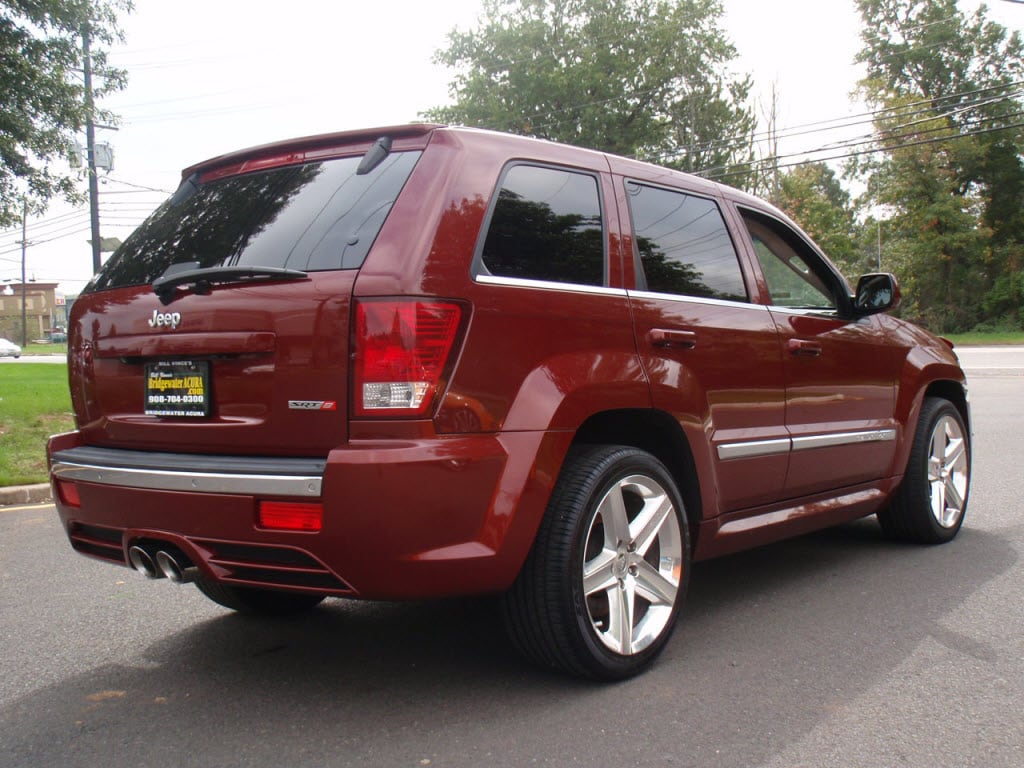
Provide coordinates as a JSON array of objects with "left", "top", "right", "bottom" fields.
[{"left": 153, "top": 263, "right": 308, "bottom": 305}]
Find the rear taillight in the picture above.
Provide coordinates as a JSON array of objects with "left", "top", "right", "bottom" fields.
[
  {"left": 353, "top": 299, "right": 463, "bottom": 418},
  {"left": 258, "top": 501, "right": 323, "bottom": 532},
  {"left": 56, "top": 480, "right": 81, "bottom": 508}
]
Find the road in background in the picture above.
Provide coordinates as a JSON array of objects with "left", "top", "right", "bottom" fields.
[
  {"left": 956, "top": 345, "right": 1024, "bottom": 375},
  {"left": 0, "top": 354, "right": 65, "bottom": 363},
  {"left": 1, "top": 363, "right": 1021, "bottom": 766}
]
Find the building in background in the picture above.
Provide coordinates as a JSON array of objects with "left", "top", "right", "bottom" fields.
[{"left": 0, "top": 282, "right": 65, "bottom": 343}]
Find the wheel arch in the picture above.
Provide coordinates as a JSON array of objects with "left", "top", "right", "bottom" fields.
[
  {"left": 572, "top": 408, "right": 703, "bottom": 544},
  {"left": 892, "top": 373, "right": 971, "bottom": 481},
  {"left": 924, "top": 378, "right": 971, "bottom": 436}
]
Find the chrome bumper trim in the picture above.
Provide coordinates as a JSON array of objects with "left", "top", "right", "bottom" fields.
[{"left": 51, "top": 449, "right": 323, "bottom": 497}]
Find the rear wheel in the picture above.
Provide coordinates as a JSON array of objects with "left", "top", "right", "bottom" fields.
[
  {"left": 196, "top": 577, "right": 326, "bottom": 615},
  {"left": 879, "top": 397, "right": 970, "bottom": 544},
  {"left": 502, "top": 445, "right": 690, "bottom": 680}
]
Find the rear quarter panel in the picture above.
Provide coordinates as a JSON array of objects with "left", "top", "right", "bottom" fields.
[{"left": 354, "top": 129, "right": 653, "bottom": 436}]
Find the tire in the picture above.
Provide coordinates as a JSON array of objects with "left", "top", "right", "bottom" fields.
[
  {"left": 502, "top": 445, "right": 690, "bottom": 680},
  {"left": 878, "top": 397, "right": 970, "bottom": 544},
  {"left": 195, "top": 577, "right": 326, "bottom": 616}
]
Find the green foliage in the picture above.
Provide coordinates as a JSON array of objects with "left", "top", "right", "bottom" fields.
[
  {"left": 852, "top": 0, "right": 1024, "bottom": 333},
  {"left": 777, "top": 163, "right": 860, "bottom": 277},
  {"left": 0, "top": 0, "right": 131, "bottom": 227},
  {"left": 873, "top": 121, "right": 990, "bottom": 332},
  {"left": 424, "top": 0, "right": 754, "bottom": 172},
  {"left": 855, "top": 0, "right": 1023, "bottom": 105},
  {"left": 0, "top": 362, "right": 73, "bottom": 485},
  {"left": 983, "top": 269, "right": 1024, "bottom": 328}
]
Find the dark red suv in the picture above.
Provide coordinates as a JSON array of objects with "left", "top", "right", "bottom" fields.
[{"left": 48, "top": 125, "right": 970, "bottom": 679}]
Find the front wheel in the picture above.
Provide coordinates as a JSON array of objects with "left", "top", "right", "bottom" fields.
[
  {"left": 878, "top": 397, "right": 970, "bottom": 544},
  {"left": 502, "top": 445, "right": 690, "bottom": 680}
]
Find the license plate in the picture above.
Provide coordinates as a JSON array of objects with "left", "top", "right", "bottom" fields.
[{"left": 144, "top": 360, "right": 211, "bottom": 417}]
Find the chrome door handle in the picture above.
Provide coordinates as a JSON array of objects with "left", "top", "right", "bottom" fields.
[
  {"left": 788, "top": 338, "right": 822, "bottom": 357},
  {"left": 649, "top": 329, "right": 697, "bottom": 349}
]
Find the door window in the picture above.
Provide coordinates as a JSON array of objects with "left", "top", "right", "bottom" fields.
[
  {"left": 741, "top": 211, "right": 841, "bottom": 311},
  {"left": 625, "top": 182, "right": 747, "bottom": 302}
]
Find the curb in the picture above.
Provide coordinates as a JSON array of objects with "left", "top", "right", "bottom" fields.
[{"left": 0, "top": 484, "right": 52, "bottom": 507}]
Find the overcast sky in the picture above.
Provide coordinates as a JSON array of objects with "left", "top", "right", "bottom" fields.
[{"left": 1, "top": 0, "right": 1021, "bottom": 295}]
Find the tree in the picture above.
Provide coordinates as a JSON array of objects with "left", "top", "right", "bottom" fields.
[
  {"left": 776, "top": 163, "right": 862, "bottom": 277},
  {"left": 853, "top": 0, "right": 1024, "bottom": 331},
  {"left": 871, "top": 102, "right": 990, "bottom": 331},
  {"left": 0, "top": 1, "right": 131, "bottom": 228},
  {"left": 423, "top": 0, "right": 755, "bottom": 174}
]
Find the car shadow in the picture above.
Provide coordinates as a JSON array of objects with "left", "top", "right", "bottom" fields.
[{"left": 1, "top": 518, "right": 1016, "bottom": 768}]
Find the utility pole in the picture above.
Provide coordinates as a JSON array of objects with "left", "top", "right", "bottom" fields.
[
  {"left": 20, "top": 198, "right": 28, "bottom": 347},
  {"left": 769, "top": 83, "right": 780, "bottom": 205},
  {"left": 874, "top": 174, "right": 882, "bottom": 270},
  {"left": 82, "top": 25, "right": 102, "bottom": 275}
]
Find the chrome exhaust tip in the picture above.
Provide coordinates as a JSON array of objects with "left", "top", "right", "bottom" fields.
[
  {"left": 155, "top": 550, "right": 198, "bottom": 584},
  {"left": 128, "top": 545, "right": 161, "bottom": 579}
]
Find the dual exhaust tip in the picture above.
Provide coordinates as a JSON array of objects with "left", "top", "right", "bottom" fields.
[{"left": 128, "top": 545, "right": 198, "bottom": 584}]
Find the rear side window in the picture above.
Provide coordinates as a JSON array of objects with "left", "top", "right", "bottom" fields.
[
  {"left": 89, "top": 151, "right": 422, "bottom": 291},
  {"left": 480, "top": 164, "right": 605, "bottom": 286},
  {"left": 626, "top": 182, "right": 747, "bottom": 302}
]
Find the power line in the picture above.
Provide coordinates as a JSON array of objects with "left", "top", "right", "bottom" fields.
[
  {"left": 649, "top": 84, "right": 1024, "bottom": 169},
  {"left": 699, "top": 113, "right": 1021, "bottom": 180},
  {"left": 0, "top": 208, "right": 87, "bottom": 230},
  {"left": 470, "top": 66, "right": 1024, "bottom": 164},
  {"left": 0, "top": 227, "right": 93, "bottom": 258},
  {"left": 702, "top": 119, "right": 1024, "bottom": 182},
  {"left": 671, "top": 85, "right": 1024, "bottom": 165},
  {"left": 103, "top": 178, "right": 173, "bottom": 194}
]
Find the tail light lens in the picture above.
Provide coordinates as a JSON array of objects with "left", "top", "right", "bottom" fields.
[
  {"left": 353, "top": 299, "right": 464, "bottom": 418},
  {"left": 56, "top": 480, "right": 81, "bottom": 508},
  {"left": 258, "top": 501, "right": 323, "bottom": 532}
]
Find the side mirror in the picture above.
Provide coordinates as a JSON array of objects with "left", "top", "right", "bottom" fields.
[{"left": 854, "top": 273, "right": 901, "bottom": 315}]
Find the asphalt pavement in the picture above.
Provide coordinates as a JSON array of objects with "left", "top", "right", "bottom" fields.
[{"left": 0, "top": 350, "right": 1022, "bottom": 767}]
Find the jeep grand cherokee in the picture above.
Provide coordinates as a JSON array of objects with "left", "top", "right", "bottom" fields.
[{"left": 48, "top": 125, "right": 970, "bottom": 679}]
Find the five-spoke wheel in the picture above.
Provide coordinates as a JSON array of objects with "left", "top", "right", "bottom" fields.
[
  {"left": 580, "top": 473, "right": 684, "bottom": 656},
  {"left": 925, "top": 411, "right": 969, "bottom": 529},
  {"left": 879, "top": 397, "right": 970, "bottom": 543},
  {"left": 502, "top": 445, "right": 689, "bottom": 680}
]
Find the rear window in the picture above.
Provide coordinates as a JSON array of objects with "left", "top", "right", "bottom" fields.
[{"left": 89, "top": 151, "right": 422, "bottom": 291}]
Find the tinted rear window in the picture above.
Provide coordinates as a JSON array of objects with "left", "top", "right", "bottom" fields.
[{"left": 89, "top": 151, "right": 422, "bottom": 291}]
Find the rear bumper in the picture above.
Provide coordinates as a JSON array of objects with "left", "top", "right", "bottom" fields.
[
  {"left": 47, "top": 430, "right": 569, "bottom": 599},
  {"left": 51, "top": 446, "right": 325, "bottom": 497}
]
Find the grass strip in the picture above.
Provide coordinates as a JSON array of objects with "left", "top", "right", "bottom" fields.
[
  {"left": 944, "top": 331, "right": 1024, "bottom": 346},
  {"left": 0, "top": 363, "right": 73, "bottom": 486}
]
